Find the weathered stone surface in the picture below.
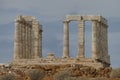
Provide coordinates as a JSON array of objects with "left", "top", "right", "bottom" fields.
[
  {"left": 0, "top": 64, "right": 112, "bottom": 80},
  {"left": 62, "top": 15, "right": 110, "bottom": 68},
  {"left": 14, "top": 15, "right": 43, "bottom": 59},
  {"left": 13, "top": 14, "right": 110, "bottom": 69}
]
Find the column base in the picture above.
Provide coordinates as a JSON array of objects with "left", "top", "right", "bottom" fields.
[
  {"left": 76, "top": 55, "right": 85, "bottom": 58},
  {"left": 34, "top": 56, "right": 40, "bottom": 59},
  {"left": 62, "top": 56, "right": 70, "bottom": 58}
]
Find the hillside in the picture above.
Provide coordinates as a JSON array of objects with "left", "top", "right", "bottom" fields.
[{"left": 1, "top": 64, "right": 118, "bottom": 80}]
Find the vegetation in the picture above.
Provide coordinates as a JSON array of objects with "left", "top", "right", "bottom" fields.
[
  {"left": 54, "top": 70, "right": 71, "bottom": 80},
  {"left": 25, "top": 69, "right": 45, "bottom": 80},
  {"left": 110, "top": 67, "right": 120, "bottom": 78},
  {"left": 0, "top": 73, "right": 16, "bottom": 80},
  {"left": 0, "top": 65, "right": 120, "bottom": 80}
]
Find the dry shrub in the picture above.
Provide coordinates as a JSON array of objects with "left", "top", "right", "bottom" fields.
[
  {"left": 110, "top": 68, "right": 120, "bottom": 78},
  {"left": 0, "top": 73, "right": 16, "bottom": 80},
  {"left": 65, "top": 77, "right": 91, "bottom": 80},
  {"left": 25, "top": 69, "right": 45, "bottom": 80},
  {"left": 53, "top": 70, "right": 71, "bottom": 80},
  {"left": 66, "top": 77, "right": 109, "bottom": 80},
  {"left": 76, "top": 77, "right": 91, "bottom": 80}
]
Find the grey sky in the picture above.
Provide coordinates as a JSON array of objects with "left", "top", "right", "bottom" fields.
[{"left": 0, "top": 0, "right": 120, "bottom": 68}]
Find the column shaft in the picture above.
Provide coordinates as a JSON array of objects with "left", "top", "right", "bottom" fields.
[
  {"left": 14, "top": 21, "right": 20, "bottom": 59},
  {"left": 92, "top": 20, "right": 98, "bottom": 59},
  {"left": 77, "top": 20, "right": 85, "bottom": 58},
  {"left": 30, "top": 27, "right": 32, "bottom": 59},
  {"left": 39, "top": 26, "right": 42, "bottom": 58},
  {"left": 25, "top": 24, "right": 28, "bottom": 58},
  {"left": 32, "top": 21, "right": 40, "bottom": 59},
  {"left": 63, "top": 21, "right": 69, "bottom": 58},
  {"left": 105, "top": 25, "right": 108, "bottom": 55},
  {"left": 28, "top": 26, "right": 31, "bottom": 59},
  {"left": 21, "top": 23, "right": 26, "bottom": 59}
]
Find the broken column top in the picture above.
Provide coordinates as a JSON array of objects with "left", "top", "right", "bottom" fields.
[{"left": 15, "top": 15, "right": 42, "bottom": 30}]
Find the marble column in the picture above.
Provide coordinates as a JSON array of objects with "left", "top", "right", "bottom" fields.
[
  {"left": 28, "top": 26, "right": 31, "bottom": 59},
  {"left": 105, "top": 24, "right": 108, "bottom": 56},
  {"left": 32, "top": 20, "right": 40, "bottom": 59},
  {"left": 14, "top": 20, "right": 21, "bottom": 59},
  {"left": 30, "top": 27, "right": 32, "bottom": 59},
  {"left": 22, "top": 23, "right": 25, "bottom": 59},
  {"left": 63, "top": 20, "right": 69, "bottom": 58},
  {"left": 19, "top": 23, "right": 22, "bottom": 59},
  {"left": 39, "top": 25, "right": 42, "bottom": 58},
  {"left": 77, "top": 20, "right": 85, "bottom": 58},
  {"left": 92, "top": 20, "right": 98, "bottom": 59},
  {"left": 25, "top": 24, "right": 28, "bottom": 58},
  {"left": 98, "top": 22, "right": 103, "bottom": 60}
]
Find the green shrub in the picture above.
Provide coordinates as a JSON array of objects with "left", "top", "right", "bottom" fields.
[
  {"left": 0, "top": 73, "right": 16, "bottom": 80},
  {"left": 25, "top": 69, "right": 45, "bottom": 80},
  {"left": 53, "top": 70, "right": 71, "bottom": 80}
]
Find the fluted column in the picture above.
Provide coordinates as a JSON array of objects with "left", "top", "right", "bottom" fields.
[
  {"left": 32, "top": 20, "right": 40, "bottom": 59},
  {"left": 25, "top": 24, "right": 28, "bottom": 58},
  {"left": 97, "top": 22, "right": 103, "bottom": 60},
  {"left": 14, "top": 19, "right": 21, "bottom": 59},
  {"left": 105, "top": 24, "right": 108, "bottom": 56},
  {"left": 19, "top": 23, "right": 22, "bottom": 59},
  {"left": 92, "top": 20, "right": 98, "bottom": 59},
  {"left": 63, "top": 20, "right": 69, "bottom": 58},
  {"left": 22, "top": 23, "right": 25, "bottom": 58},
  {"left": 30, "top": 27, "right": 32, "bottom": 59},
  {"left": 39, "top": 25, "right": 43, "bottom": 58},
  {"left": 77, "top": 20, "right": 85, "bottom": 58},
  {"left": 28, "top": 26, "right": 31, "bottom": 59}
]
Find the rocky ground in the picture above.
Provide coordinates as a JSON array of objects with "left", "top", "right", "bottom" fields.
[{"left": 0, "top": 64, "right": 119, "bottom": 80}]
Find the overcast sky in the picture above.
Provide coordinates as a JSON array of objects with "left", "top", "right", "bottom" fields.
[{"left": 0, "top": 0, "right": 120, "bottom": 68}]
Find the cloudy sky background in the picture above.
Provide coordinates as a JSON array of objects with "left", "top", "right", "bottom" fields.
[{"left": 0, "top": 0, "right": 120, "bottom": 68}]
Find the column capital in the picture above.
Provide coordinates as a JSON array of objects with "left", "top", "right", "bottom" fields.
[
  {"left": 92, "top": 20, "right": 98, "bottom": 22},
  {"left": 101, "top": 22, "right": 108, "bottom": 28},
  {"left": 63, "top": 20, "right": 70, "bottom": 23},
  {"left": 80, "top": 20, "right": 85, "bottom": 22}
]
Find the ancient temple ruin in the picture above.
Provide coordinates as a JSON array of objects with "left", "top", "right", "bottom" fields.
[
  {"left": 62, "top": 15, "right": 110, "bottom": 64},
  {"left": 14, "top": 15, "right": 42, "bottom": 59},
  {"left": 13, "top": 15, "right": 110, "bottom": 68}
]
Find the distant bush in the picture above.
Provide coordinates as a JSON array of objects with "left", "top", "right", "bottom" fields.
[
  {"left": 0, "top": 73, "right": 16, "bottom": 80},
  {"left": 53, "top": 70, "right": 71, "bottom": 80},
  {"left": 110, "top": 67, "right": 120, "bottom": 78},
  {"left": 65, "top": 77, "right": 90, "bottom": 80},
  {"left": 25, "top": 69, "right": 45, "bottom": 80},
  {"left": 78, "top": 77, "right": 109, "bottom": 80}
]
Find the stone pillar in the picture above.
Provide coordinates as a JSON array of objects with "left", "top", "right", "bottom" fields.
[
  {"left": 25, "top": 24, "right": 28, "bottom": 58},
  {"left": 39, "top": 25, "right": 43, "bottom": 58},
  {"left": 63, "top": 20, "right": 69, "bottom": 58},
  {"left": 22, "top": 23, "right": 26, "bottom": 59},
  {"left": 105, "top": 24, "right": 108, "bottom": 56},
  {"left": 96, "top": 22, "right": 102, "bottom": 59},
  {"left": 92, "top": 20, "right": 98, "bottom": 59},
  {"left": 30, "top": 27, "right": 32, "bottom": 59},
  {"left": 14, "top": 19, "right": 21, "bottom": 59},
  {"left": 19, "top": 23, "right": 22, "bottom": 59},
  {"left": 77, "top": 20, "right": 85, "bottom": 58},
  {"left": 32, "top": 20, "right": 40, "bottom": 59},
  {"left": 28, "top": 26, "right": 31, "bottom": 59}
]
